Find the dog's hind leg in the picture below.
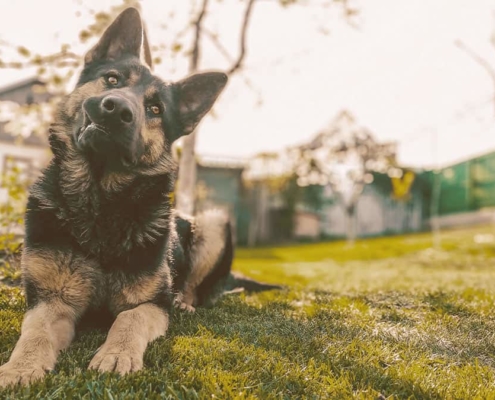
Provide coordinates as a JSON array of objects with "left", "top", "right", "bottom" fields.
[
  {"left": 88, "top": 303, "right": 169, "bottom": 374},
  {"left": 0, "top": 250, "right": 100, "bottom": 388},
  {"left": 175, "top": 209, "right": 232, "bottom": 312}
]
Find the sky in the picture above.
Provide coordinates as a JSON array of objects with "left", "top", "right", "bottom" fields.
[{"left": 0, "top": 0, "right": 494, "bottom": 169}]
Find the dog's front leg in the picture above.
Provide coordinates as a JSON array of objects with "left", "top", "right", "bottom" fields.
[
  {"left": 89, "top": 303, "right": 169, "bottom": 374},
  {"left": 0, "top": 302, "right": 77, "bottom": 387},
  {"left": 0, "top": 250, "right": 99, "bottom": 388}
]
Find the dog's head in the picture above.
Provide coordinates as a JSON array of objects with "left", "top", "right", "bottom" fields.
[{"left": 54, "top": 8, "right": 227, "bottom": 173}]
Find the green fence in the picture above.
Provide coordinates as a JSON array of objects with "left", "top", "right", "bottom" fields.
[{"left": 428, "top": 151, "right": 495, "bottom": 216}]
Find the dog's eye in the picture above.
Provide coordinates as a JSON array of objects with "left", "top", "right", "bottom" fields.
[
  {"left": 107, "top": 75, "right": 119, "bottom": 86},
  {"left": 149, "top": 105, "right": 161, "bottom": 115}
]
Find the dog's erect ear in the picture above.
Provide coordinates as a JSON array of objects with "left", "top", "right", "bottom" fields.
[
  {"left": 141, "top": 27, "right": 153, "bottom": 69},
  {"left": 84, "top": 7, "right": 152, "bottom": 67},
  {"left": 174, "top": 72, "right": 228, "bottom": 137}
]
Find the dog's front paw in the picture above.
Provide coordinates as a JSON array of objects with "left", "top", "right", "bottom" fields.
[
  {"left": 173, "top": 296, "right": 196, "bottom": 313},
  {"left": 175, "top": 301, "right": 196, "bottom": 313},
  {"left": 89, "top": 348, "right": 143, "bottom": 374},
  {"left": 0, "top": 362, "right": 48, "bottom": 387}
]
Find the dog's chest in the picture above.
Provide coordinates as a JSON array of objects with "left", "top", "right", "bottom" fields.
[
  {"left": 103, "top": 268, "right": 169, "bottom": 314},
  {"left": 67, "top": 192, "right": 170, "bottom": 259},
  {"left": 82, "top": 264, "right": 172, "bottom": 322}
]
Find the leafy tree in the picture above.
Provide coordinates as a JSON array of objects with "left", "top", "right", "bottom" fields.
[{"left": 289, "top": 110, "right": 397, "bottom": 245}]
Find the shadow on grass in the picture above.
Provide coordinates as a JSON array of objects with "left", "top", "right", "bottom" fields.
[
  {"left": 423, "top": 292, "right": 473, "bottom": 317},
  {"left": 160, "top": 296, "right": 444, "bottom": 399},
  {"left": 3, "top": 289, "right": 495, "bottom": 399}
]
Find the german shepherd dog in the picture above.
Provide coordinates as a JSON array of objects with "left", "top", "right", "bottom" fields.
[{"left": 0, "top": 7, "right": 242, "bottom": 387}]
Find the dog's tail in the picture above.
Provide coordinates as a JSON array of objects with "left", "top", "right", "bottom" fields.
[
  {"left": 195, "top": 209, "right": 283, "bottom": 305},
  {"left": 224, "top": 271, "right": 284, "bottom": 294},
  {"left": 217, "top": 216, "right": 283, "bottom": 294}
]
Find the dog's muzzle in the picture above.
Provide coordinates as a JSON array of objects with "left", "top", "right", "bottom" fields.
[
  {"left": 81, "top": 95, "right": 134, "bottom": 137},
  {"left": 76, "top": 93, "right": 144, "bottom": 165}
]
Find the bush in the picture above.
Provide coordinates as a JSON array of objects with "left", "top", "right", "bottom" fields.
[{"left": 0, "top": 160, "right": 28, "bottom": 284}]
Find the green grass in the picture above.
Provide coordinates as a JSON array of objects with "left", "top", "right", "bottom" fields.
[{"left": 3, "top": 225, "right": 495, "bottom": 398}]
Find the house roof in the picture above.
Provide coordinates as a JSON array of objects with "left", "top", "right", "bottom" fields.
[
  {"left": 197, "top": 155, "right": 246, "bottom": 170},
  {"left": 0, "top": 76, "right": 49, "bottom": 146},
  {"left": 0, "top": 128, "right": 47, "bottom": 147},
  {"left": 0, "top": 77, "right": 45, "bottom": 97}
]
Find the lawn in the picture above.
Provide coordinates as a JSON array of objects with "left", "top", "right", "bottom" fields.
[{"left": 2, "top": 225, "right": 495, "bottom": 399}]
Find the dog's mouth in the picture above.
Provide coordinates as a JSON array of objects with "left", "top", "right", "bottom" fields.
[
  {"left": 78, "top": 113, "right": 110, "bottom": 143},
  {"left": 76, "top": 111, "right": 142, "bottom": 167}
]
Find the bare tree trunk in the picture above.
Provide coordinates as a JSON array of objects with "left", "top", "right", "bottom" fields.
[
  {"left": 248, "top": 184, "right": 260, "bottom": 247},
  {"left": 347, "top": 214, "right": 356, "bottom": 246},
  {"left": 175, "top": 0, "right": 209, "bottom": 215},
  {"left": 176, "top": 131, "right": 198, "bottom": 215},
  {"left": 346, "top": 209, "right": 356, "bottom": 246},
  {"left": 430, "top": 170, "right": 442, "bottom": 249},
  {"left": 175, "top": 0, "right": 256, "bottom": 215},
  {"left": 429, "top": 128, "right": 441, "bottom": 249},
  {"left": 258, "top": 183, "right": 270, "bottom": 243},
  {"left": 248, "top": 189, "right": 258, "bottom": 247}
]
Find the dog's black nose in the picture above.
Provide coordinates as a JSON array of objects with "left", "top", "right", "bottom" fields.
[{"left": 101, "top": 96, "right": 133, "bottom": 124}]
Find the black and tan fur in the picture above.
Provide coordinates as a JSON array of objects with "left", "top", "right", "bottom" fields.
[
  {"left": 172, "top": 210, "right": 234, "bottom": 312},
  {"left": 0, "top": 8, "right": 238, "bottom": 387}
]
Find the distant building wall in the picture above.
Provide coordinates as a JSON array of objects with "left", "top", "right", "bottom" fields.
[
  {"left": 195, "top": 163, "right": 249, "bottom": 245},
  {"left": 430, "top": 151, "right": 495, "bottom": 215},
  {"left": 430, "top": 209, "right": 495, "bottom": 230},
  {"left": 421, "top": 149, "right": 495, "bottom": 228},
  {"left": 322, "top": 183, "right": 425, "bottom": 238},
  {"left": 294, "top": 211, "right": 320, "bottom": 239}
]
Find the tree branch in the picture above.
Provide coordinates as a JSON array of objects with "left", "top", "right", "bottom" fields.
[
  {"left": 455, "top": 39, "right": 495, "bottom": 81},
  {"left": 227, "top": 0, "right": 256, "bottom": 76},
  {"left": 0, "top": 50, "right": 81, "bottom": 69},
  {"left": 204, "top": 28, "right": 262, "bottom": 104},
  {"left": 204, "top": 28, "right": 235, "bottom": 63},
  {"left": 456, "top": 39, "right": 495, "bottom": 116},
  {"left": 190, "top": 0, "right": 209, "bottom": 73}
]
